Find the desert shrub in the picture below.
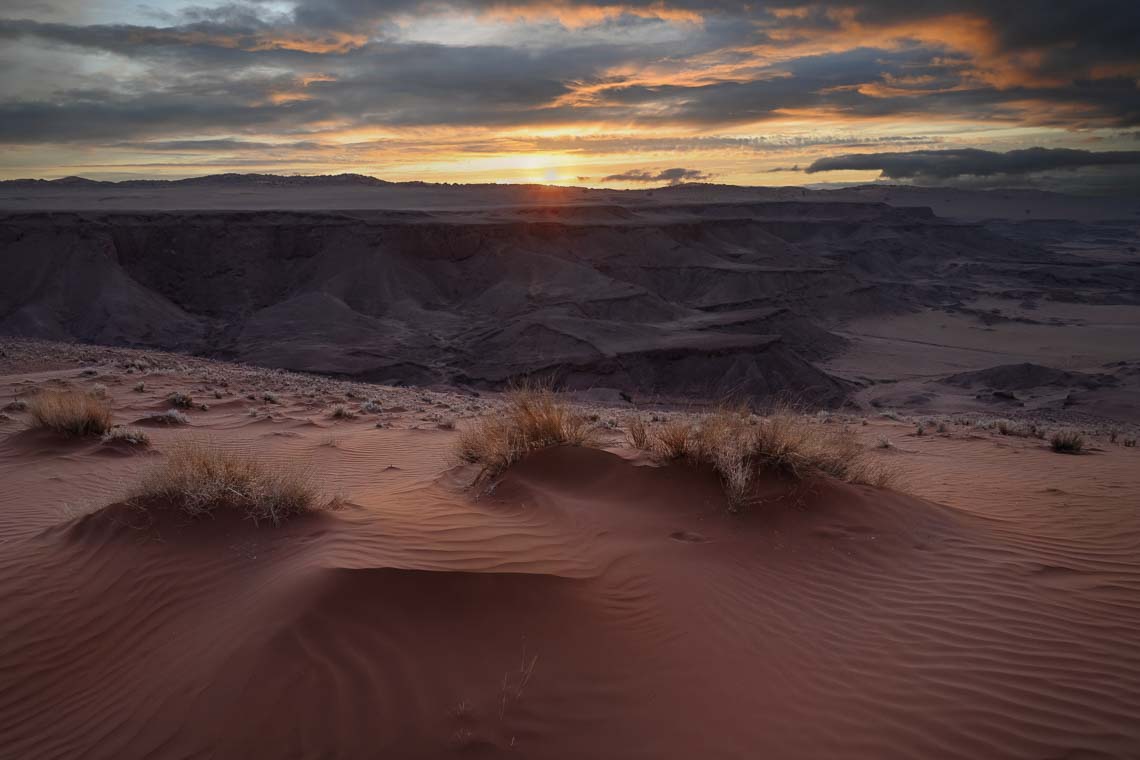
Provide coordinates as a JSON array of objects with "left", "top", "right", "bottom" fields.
[
  {"left": 26, "top": 390, "right": 113, "bottom": 436},
  {"left": 437, "top": 416, "right": 457, "bottom": 430},
  {"left": 133, "top": 381, "right": 146, "bottom": 393},
  {"left": 995, "top": 419, "right": 1042, "bottom": 438},
  {"left": 103, "top": 427, "right": 150, "bottom": 446},
  {"left": 876, "top": 436, "right": 892, "bottom": 449},
  {"left": 168, "top": 392, "right": 194, "bottom": 409},
  {"left": 90, "top": 383, "right": 109, "bottom": 399},
  {"left": 329, "top": 403, "right": 355, "bottom": 420},
  {"left": 652, "top": 418, "right": 695, "bottom": 460},
  {"left": 3, "top": 399, "right": 28, "bottom": 412},
  {"left": 750, "top": 410, "right": 868, "bottom": 481},
  {"left": 1124, "top": 438, "right": 1137, "bottom": 448},
  {"left": 130, "top": 441, "right": 320, "bottom": 525},
  {"left": 1050, "top": 430, "right": 1085, "bottom": 454},
  {"left": 637, "top": 406, "right": 896, "bottom": 512},
  {"left": 143, "top": 409, "right": 189, "bottom": 425},
  {"left": 455, "top": 387, "right": 598, "bottom": 477},
  {"left": 625, "top": 415, "right": 650, "bottom": 449},
  {"left": 262, "top": 391, "right": 280, "bottom": 405},
  {"left": 361, "top": 399, "right": 382, "bottom": 414}
]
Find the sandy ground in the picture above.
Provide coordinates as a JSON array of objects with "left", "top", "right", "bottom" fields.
[
  {"left": 823, "top": 300, "right": 1140, "bottom": 426},
  {"left": 2, "top": 342, "right": 1139, "bottom": 759}
]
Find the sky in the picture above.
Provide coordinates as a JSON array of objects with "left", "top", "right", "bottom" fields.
[{"left": 1, "top": 0, "right": 1139, "bottom": 190}]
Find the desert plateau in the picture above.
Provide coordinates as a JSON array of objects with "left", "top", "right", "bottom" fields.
[{"left": 3, "top": 1, "right": 1140, "bottom": 758}]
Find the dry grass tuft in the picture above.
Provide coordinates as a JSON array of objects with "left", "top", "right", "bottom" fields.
[
  {"left": 142, "top": 409, "right": 189, "bottom": 425},
  {"left": 1050, "top": 430, "right": 1085, "bottom": 454},
  {"left": 131, "top": 441, "right": 321, "bottom": 525},
  {"left": 27, "top": 390, "right": 113, "bottom": 436},
  {"left": 329, "top": 403, "right": 355, "bottom": 420},
  {"left": 640, "top": 405, "right": 897, "bottom": 511},
  {"left": 456, "top": 387, "right": 598, "bottom": 478},
  {"left": 996, "top": 419, "right": 1044, "bottom": 439},
  {"left": 625, "top": 414, "right": 650, "bottom": 449},
  {"left": 168, "top": 392, "right": 194, "bottom": 409},
  {"left": 457, "top": 390, "right": 897, "bottom": 509},
  {"left": 103, "top": 427, "right": 150, "bottom": 446},
  {"left": 652, "top": 418, "right": 696, "bottom": 460},
  {"left": 751, "top": 410, "right": 866, "bottom": 481}
]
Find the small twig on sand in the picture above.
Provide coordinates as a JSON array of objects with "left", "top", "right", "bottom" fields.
[{"left": 499, "top": 638, "right": 540, "bottom": 720}]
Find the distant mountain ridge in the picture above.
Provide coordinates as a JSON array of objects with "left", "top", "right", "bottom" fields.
[
  {"left": 3, "top": 174, "right": 1137, "bottom": 223},
  {"left": 0, "top": 173, "right": 394, "bottom": 188}
]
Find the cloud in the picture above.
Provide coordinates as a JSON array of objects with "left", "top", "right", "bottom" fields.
[
  {"left": 805, "top": 147, "right": 1140, "bottom": 179},
  {"left": 2, "top": 1, "right": 1140, "bottom": 186},
  {"left": 601, "top": 167, "right": 711, "bottom": 184},
  {"left": 110, "top": 138, "right": 323, "bottom": 152}
]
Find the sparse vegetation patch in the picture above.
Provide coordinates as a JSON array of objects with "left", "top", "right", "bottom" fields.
[
  {"left": 639, "top": 406, "right": 897, "bottom": 512},
  {"left": 329, "top": 403, "right": 355, "bottom": 420},
  {"left": 625, "top": 415, "right": 650, "bottom": 449},
  {"left": 456, "top": 387, "right": 599, "bottom": 478},
  {"left": 1050, "top": 430, "right": 1085, "bottom": 454},
  {"left": 130, "top": 441, "right": 321, "bottom": 525},
  {"left": 142, "top": 409, "right": 189, "bottom": 425},
  {"left": 168, "top": 392, "right": 194, "bottom": 409},
  {"left": 103, "top": 427, "right": 150, "bottom": 446},
  {"left": 26, "top": 390, "right": 113, "bottom": 436}
]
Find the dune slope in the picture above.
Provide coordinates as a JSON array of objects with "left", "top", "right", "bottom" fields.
[{"left": 2, "top": 393, "right": 1139, "bottom": 760}]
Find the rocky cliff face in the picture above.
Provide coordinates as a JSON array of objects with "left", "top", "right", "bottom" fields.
[{"left": 0, "top": 200, "right": 1104, "bottom": 404}]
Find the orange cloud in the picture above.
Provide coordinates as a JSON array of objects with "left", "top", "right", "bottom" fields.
[{"left": 479, "top": 2, "right": 702, "bottom": 27}]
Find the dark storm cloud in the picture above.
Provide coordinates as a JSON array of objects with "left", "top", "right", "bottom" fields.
[
  {"left": 602, "top": 167, "right": 712, "bottom": 184},
  {"left": 805, "top": 147, "right": 1140, "bottom": 179}
]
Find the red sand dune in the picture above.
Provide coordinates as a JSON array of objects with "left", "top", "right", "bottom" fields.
[{"left": 1, "top": 351, "right": 1139, "bottom": 758}]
